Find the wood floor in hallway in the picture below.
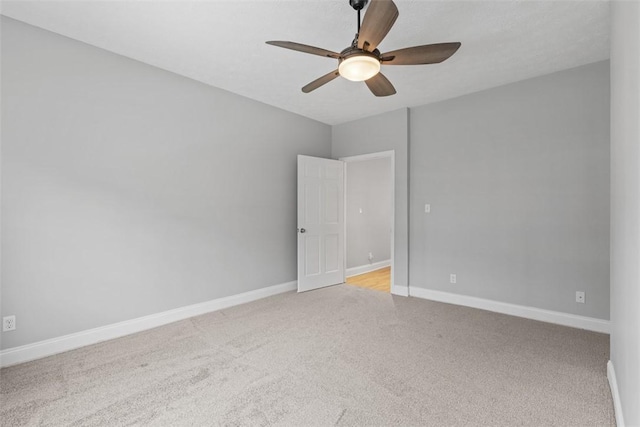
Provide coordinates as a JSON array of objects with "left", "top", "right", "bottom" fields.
[{"left": 345, "top": 267, "right": 391, "bottom": 292}]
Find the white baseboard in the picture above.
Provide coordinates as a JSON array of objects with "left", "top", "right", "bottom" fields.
[
  {"left": 391, "top": 285, "right": 409, "bottom": 297},
  {"left": 346, "top": 260, "right": 391, "bottom": 277},
  {"left": 0, "top": 281, "right": 297, "bottom": 368},
  {"left": 608, "top": 360, "right": 626, "bottom": 427},
  {"left": 409, "top": 287, "right": 610, "bottom": 334}
]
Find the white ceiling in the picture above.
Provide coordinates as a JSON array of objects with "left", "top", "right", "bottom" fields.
[{"left": 1, "top": 0, "right": 610, "bottom": 125}]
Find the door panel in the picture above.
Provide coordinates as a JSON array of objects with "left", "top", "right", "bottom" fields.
[
  {"left": 324, "top": 234, "right": 339, "bottom": 272},
  {"left": 325, "top": 183, "right": 340, "bottom": 223},
  {"left": 305, "top": 236, "right": 321, "bottom": 276},
  {"left": 298, "top": 155, "right": 345, "bottom": 292}
]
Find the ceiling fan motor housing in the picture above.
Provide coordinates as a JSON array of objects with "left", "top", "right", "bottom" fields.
[{"left": 339, "top": 46, "right": 381, "bottom": 62}]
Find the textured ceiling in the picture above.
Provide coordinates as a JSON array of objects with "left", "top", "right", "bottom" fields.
[{"left": 1, "top": 0, "right": 610, "bottom": 125}]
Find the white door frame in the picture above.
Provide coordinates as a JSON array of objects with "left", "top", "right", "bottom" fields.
[{"left": 339, "top": 150, "right": 396, "bottom": 292}]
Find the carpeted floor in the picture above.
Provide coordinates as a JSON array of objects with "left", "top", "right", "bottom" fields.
[{"left": 0, "top": 285, "right": 614, "bottom": 426}]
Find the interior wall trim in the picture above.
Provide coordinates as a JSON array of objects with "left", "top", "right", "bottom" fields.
[
  {"left": 391, "top": 285, "right": 409, "bottom": 297},
  {"left": 346, "top": 259, "right": 391, "bottom": 277},
  {"left": 409, "top": 287, "right": 610, "bottom": 334},
  {"left": 0, "top": 281, "right": 297, "bottom": 368},
  {"left": 608, "top": 360, "right": 626, "bottom": 427}
]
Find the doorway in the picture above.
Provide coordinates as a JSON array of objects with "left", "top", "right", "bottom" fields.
[{"left": 340, "top": 151, "right": 394, "bottom": 293}]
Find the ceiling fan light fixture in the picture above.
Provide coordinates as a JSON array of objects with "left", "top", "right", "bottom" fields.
[
  {"left": 266, "top": 0, "right": 460, "bottom": 96},
  {"left": 338, "top": 55, "right": 381, "bottom": 82}
]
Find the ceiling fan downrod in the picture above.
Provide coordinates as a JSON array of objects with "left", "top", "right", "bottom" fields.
[{"left": 349, "top": 0, "right": 368, "bottom": 33}]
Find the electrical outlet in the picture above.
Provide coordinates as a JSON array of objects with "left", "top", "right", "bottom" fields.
[
  {"left": 576, "top": 291, "right": 586, "bottom": 304},
  {"left": 450, "top": 274, "right": 457, "bottom": 284},
  {"left": 425, "top": 204, "right": 431, "bottom": 213},
  {"left": 2, "top": 315, "right": 16, "bottom": 332},
  {"left": 368, "top": 252, "right": 373, "bottom": 261}
]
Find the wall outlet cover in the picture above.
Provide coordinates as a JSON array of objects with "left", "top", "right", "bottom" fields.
[
  {"left": 576, "top": 291, "right": 586, "bottom": 304},
  {"left": 3, "top": 315, "right": 16, "bottom": 332}
]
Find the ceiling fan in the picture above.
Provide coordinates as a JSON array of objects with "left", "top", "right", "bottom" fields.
[{"left": 266, "top": 0, "right": 461, "bottom": 97}]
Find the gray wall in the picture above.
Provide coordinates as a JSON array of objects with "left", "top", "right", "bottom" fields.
[
  {"left": 0, "top": 18, "right": 331, "bottom": 349},
  {"left": 332, "top": 108, "right": 409, "bottom": 291},
  {"left": 610, "top": 1, "right": 640, "bottom": 425},
  {"left": 346, "top": 158, "right": 392, "bottom": 270},
  {"left": 409, "top": 61, "right": 610, "bottom": 320}
]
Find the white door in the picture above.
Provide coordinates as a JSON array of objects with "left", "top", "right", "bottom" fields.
[{"left": 297, "top": 155, "right": 345, "bottom": 292}]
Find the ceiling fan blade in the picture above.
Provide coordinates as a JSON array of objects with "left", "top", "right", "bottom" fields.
[
  {"left": 302, "top": 69, "right": 340, "bottom": 93},
  {"left": 365, "top": 72, "right": 396, "bottom": 97},
  {"left": 357, "top": 0, "right": 399, "bottom": 52},
  {"left": 266, "top": 41, "right": 340, "bottom": 59},
  {"left": 381, "top": 42, "right": 461, "bottom": 65}
]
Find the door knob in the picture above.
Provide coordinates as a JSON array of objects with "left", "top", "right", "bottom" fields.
[{"left": 299, "top": 228, "right": 306, "bottom": 233}]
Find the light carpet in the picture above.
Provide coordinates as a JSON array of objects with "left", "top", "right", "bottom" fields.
[{"left": 0, "top": 285, "right": 614, "bottom": 426}]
